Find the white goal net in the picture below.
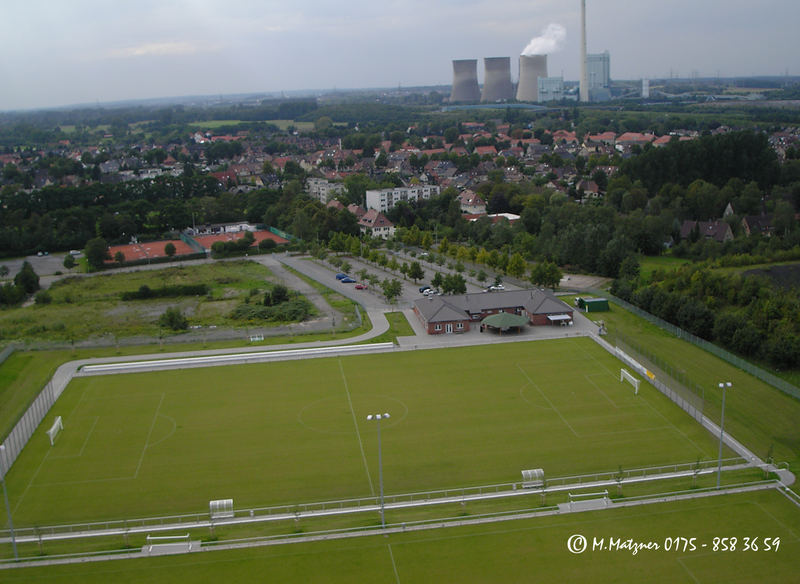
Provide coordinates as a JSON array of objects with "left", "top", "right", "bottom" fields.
[
  {"left": 620, "top": 368, "right": 640, "bottom": 395},
  {"left": 46, "top": 416, "right": 64, "bottom": 446}
]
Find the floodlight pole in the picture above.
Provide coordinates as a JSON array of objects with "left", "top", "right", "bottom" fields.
[
  {"left": 0, "top": 445, "right": 17, "bottom": 559},
  {"left": 717, "top": 382, "right": 732, "bottom": 488},
  {"left": 367, "top": 413, "right": 390, "bottom": 528}
]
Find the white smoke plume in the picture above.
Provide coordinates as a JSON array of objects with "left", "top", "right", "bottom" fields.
[{"left": 522, "top": 23, "right": 567, "bottom": 56}]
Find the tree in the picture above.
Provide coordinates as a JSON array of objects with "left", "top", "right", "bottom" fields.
[
  {"left": 442, "top": 273, "right": 466, "bottom": 295},
  {"left": 62, "top": 255, "right": 76, "bottom": 270},
  {"left": 85, "top": 237, "right": 109, "bottom": 270},
  {"left": 14, "top": 261, "right": 40, "bottom": 294},
  {"left": 431, "top": 271, "right": 444, "bottom": 290},
  {"left": 407, "top": 261, "right": 424, "bottom": 283},
  {"left": 0, "top": 265, "right": 9, "bottom": 278},
  {"left": 164, "top": 242, "right": 176, "bottom": 258},
  {"left": 340, "top": 260, "right": 352, "bottom": 274},
  {"left": 505, "top": 252, "right": 527, "bottom": 278},
  {"left": 114, "top": 251, "right": 125, "bottom": 265},
  {"left": 380, "top": 278, "right": 402, "bottom": 304}
]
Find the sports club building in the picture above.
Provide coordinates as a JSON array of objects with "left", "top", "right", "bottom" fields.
[{"left": 413, "top": 289, "right": 573, "bottom": 335}]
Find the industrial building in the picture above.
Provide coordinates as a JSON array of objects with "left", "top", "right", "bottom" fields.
[
  {"left": 450, "top": 59, "right": 481, "bottom": 102},
  {"left": 516, "top": 55, "right": 548, "bottom": 102},
  {"left": 538, "top": 77, "right": 565, "bottom": 102},
  {"left": 481, "top": 57, "right": 514, "bottom": 102}
]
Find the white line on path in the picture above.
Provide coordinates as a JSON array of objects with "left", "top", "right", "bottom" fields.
[
  {"left": 134, "top": 393, "right": 165, "bottom": 479},
  {"left": 339, "top": 360, "right": 375, "bottom": 496}
]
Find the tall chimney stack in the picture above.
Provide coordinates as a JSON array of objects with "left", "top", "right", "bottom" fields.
[{"left": 580, "top": 0, "right": 589, "bottom": 102}]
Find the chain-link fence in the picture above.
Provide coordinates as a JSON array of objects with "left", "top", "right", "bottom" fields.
[{"left": 588, "top": 288, "right": 800, "bottom": 402}]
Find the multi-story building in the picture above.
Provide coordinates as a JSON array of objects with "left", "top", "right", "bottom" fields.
[
  {"left": 306, "top": 177, "right": 344, "bottom": 204},
  {"left": 365, "top": 185, "right": 441, "bottom": 213}
]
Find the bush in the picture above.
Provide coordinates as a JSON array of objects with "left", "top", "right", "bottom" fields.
[
  {"left": 158, "top": 307, "right": 188, "bottom": 331},
  {"left": 34, "top": 290, "right": 52, "bottom": 305},
  {"left": 121, "top": 284, "right": 209, "bottom": 300}
]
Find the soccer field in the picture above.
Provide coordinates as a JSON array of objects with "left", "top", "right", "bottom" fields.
[
  {"left": 5, "top": 490, "right": 799, "bottom": 583},
  {"left": 4, "top": 337, "right": 726, "bottom": 528}
]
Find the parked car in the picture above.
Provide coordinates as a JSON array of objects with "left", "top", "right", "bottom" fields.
[
  {"left": 419, "top": 285, "right": 431, "bottom": 293},
  {"left": 341, "top": 277, "right": 356, "bottom": 283},
  {"left": 489, "top": 284, "right": 505, "bottom": 291},
  {"left": 335, "top": 273, "right": 348, "bottom": 280},
  {"left": 355, "top": 283, "right": 367, "bottom": 290}
]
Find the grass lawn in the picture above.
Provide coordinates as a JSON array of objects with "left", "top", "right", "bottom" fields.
[
  {"left": 639, "top": 255, "right": 691, "bottom": 279},
  {"left": 4, "top": 489, "right": 798, "bottom": 583},
  {"left": 0, "top": 260, "right": 313, "bottom": 342},
  {"left": 577, "top": 302, "right": 800, "bottom": 476},
  {"left": 2, "top": 337, "right": 726, "bottom": 530}
]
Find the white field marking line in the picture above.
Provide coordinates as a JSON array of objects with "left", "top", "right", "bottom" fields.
[
  {"left": 755, "top": 501, "right": 800, "bottom": 540},
  {"left": 339, "top": 359, "right": 375, "bottom": 496},
  {"left": 516, "top": 363, "right": 579, "bottom": 438},
  {"left": 134, "top": 393, "right": 165, "bottom": 479},
  {"left": 77, "top": 416, "right": 99, "bottom": 457},
  {"left": 675, "top": 557, "right": 702, "bottom": 584},
  {"left": 584, "top": 374, "right": 620, "bottom": 409},
  {"left": 146, "top": 414, "right": 177, "bottom": 449},
  {"left": 518, "top": 382, "right": 554, "bottom": 411},
  {"left": 639, "top": 396, "right": 708, "bottom": 455},
  {"left": 388, "top": 543, "right": 401, "bottom": 584},
  {"left": 581, "top": 425, "right": 674, "bottom": 439},
  {"left": 66, "top": 386, "right": 92, "bottom": 420},
  {"left": 47, "top": 416, "right": 99, "bottom": 461},
  {"left": 12, "top": 449, "right": 51, "bottom": 516}
]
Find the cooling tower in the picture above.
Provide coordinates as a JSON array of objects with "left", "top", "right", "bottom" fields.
[
  {"left": 481, "top": 57, "right": 514, "bottom": 102},
  {"left": 516, "top": 54, "right": 548, "bottom": 102},
  {"left": 450, "top": 59, "right": 481, "bottom": 102}
]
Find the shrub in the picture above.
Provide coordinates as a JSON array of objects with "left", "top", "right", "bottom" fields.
[{"left": 158, "top": 307, "right": 188, "bottom": 331}]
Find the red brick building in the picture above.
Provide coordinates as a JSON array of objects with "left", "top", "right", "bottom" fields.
[{"left": 413, "top": 289, "right": 573, "bottom": 335}]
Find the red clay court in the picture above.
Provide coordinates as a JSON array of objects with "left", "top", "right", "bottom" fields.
[{"left": 107, "top": 230, "right": 289, "bottom": 262}]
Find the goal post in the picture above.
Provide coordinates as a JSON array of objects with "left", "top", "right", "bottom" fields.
[
  {"left": 620, "top": 368, "right": 640, "bottom": 395},
  {"left": 46, "top": 416, "right": 64, "bottom": 446}
]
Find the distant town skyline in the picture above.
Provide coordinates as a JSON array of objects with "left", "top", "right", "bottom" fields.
[{"left": 2, "top": 0, "right": 799, "bottom": 111}]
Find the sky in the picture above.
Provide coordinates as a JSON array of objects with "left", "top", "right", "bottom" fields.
[{"left": 1, "top": 0, "right": 799, "bottom": 111}]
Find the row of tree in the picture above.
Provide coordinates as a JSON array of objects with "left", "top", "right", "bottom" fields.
[{"left": 612, "top": 262, "right": 800, "bottom": 369}]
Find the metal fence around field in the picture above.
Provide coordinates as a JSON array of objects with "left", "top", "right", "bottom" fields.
[
  {"left": 0, "top": 381, "right": 59, "bottom": 473},
  {"left": 588, "top": 288, "right": 800, "bottom": 401}
]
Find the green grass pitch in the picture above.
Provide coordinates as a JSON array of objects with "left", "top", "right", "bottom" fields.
[
  {"left": 4, "top": 337, "right": 727, "bottom": 527},
  {"left": 5, "top": 490, "right": 799, "bottom": 583}
]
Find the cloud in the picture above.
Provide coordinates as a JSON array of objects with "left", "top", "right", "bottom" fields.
[{"left": 109, "top": 41, "right": 214, "bottom": 58}]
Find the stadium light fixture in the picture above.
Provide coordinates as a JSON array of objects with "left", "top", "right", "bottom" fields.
[
  {"left": 366, "top": 413, "right": 390, "bottom": 528},
  {"left": 717, "top": 382, "right": 732, "bottom": 488},
  {"left": 0, "top": 445, "right": 17, "bottom": 559}
]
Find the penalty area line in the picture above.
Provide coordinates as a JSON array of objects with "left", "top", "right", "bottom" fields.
[{"left": 134, "top": 393, "right": 165, "bottom": 479}]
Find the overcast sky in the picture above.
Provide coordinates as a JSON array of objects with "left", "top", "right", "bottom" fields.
[{"left": 2, "top": 0, "right": 799, "bottom": 111}]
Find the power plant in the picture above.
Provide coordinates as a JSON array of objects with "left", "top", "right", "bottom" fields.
[
  {"left": 449, "top": 59, "right": 481, "bottom": 102},
  {"left": 481, "top": 57, "right": 514, "bottom": 102},
  {"left": 516, "top": 54, "right": 548, "bottom": 102},
  {"left": 446, "top": 2, "right": 609, "bottom": 104}
]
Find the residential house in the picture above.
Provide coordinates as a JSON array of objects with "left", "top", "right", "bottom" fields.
[
  {"left": 680, "top": 220, "right": 734, "bottom": 243},
  {"left": 358, "top": 209, "right": 395, "bottom": 239},
  {"left": 458, "top": 190, "right": 486, "bottom": 215}
]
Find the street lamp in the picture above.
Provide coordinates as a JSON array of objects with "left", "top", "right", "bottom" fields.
[
  {"left": 366, "top": 413, "right": 390, "bottom": 528},
  {"left": 0, "top": 445, "right": 17, "bottom": 559},
  {"left": 717, "top": 382, "right": 732, "bottom": 488}
]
